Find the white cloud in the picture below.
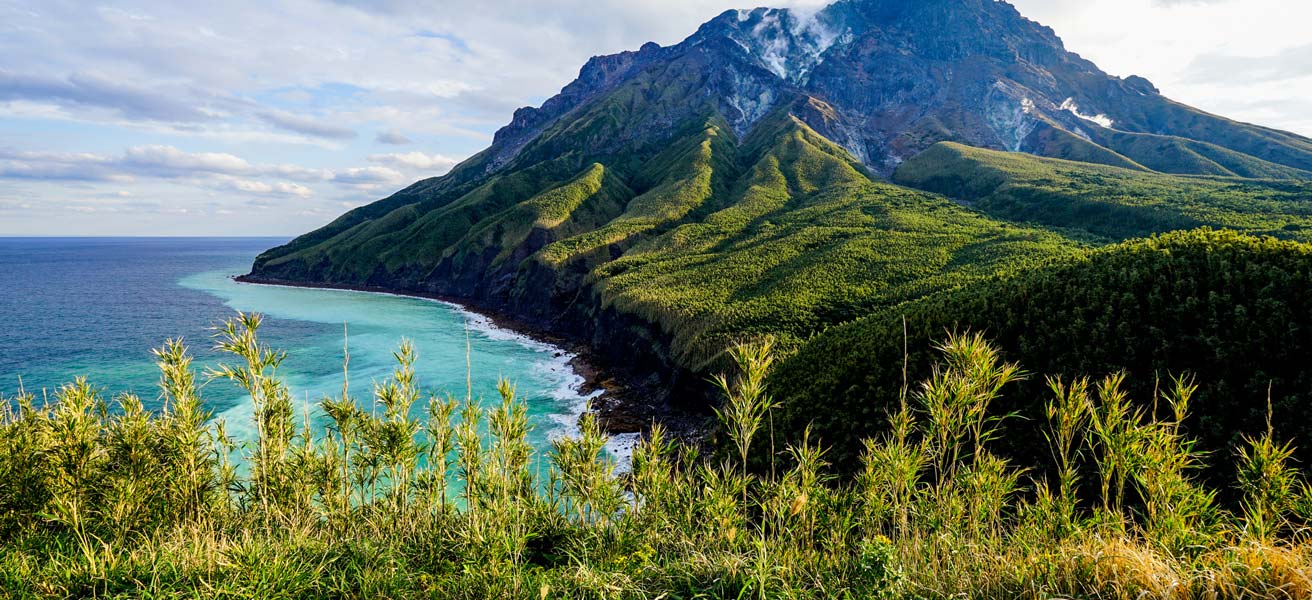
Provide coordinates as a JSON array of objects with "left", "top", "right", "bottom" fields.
[
  {"left": 257, "top": 109, "right": 358, "bottom": 140},
  {"left": 368, "top": 151, "right": 459, "bottom": 172},
  {"left": 0, "top": 143, "right": 379, "bottom": 214},
  {"left": 121, "top": 145, "right": 251, "bottom": 175},
  {"left": 333, "top": 166, "right": 406, "bottom": 185},
  {"left": 222, "top": 178, "right": 314, "bottom": 198},
  {"left": 375, "top": 129, "right": 413, "bottom": 145},
  {"left": 0, "top": 70, "right": 221, "bottom": 122}
]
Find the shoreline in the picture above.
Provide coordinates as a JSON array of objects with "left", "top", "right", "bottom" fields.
[{"left": 230, "top": 274, "right": 659, "bottom": 439}]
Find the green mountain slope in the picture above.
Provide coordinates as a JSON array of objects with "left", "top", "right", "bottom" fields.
[
  {"left": 252, "top": 108, "right": 1079, "bottom": 378},
  {"left": 590, "top": 115, "right": 1074, "bottom": 368},
  {"left": 1085, "top": 128, "right": 1312, "bottom": 179},
  {"left": 894, "top": 142, "right": 1312, "bottom": 241},
  {"left": 770, "top": 229, "right": 1312, "bottom": 476},
  {"left": 248, "top": 0, "right": 1312, "bottom": 443}
]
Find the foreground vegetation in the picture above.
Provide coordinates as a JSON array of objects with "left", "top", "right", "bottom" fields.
[{"left": 3, "top": 313, "right": 1312, "bottom": 598}]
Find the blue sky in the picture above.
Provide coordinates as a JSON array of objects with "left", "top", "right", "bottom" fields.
[{"left": 1, "top": 0, "right": 1309, "bottom": 236}]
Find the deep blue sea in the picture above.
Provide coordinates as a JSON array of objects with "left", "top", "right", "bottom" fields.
[{"left": 0, "top": 237, "right": 609, "bottom": 456}]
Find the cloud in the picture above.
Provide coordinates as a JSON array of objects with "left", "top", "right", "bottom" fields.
[
  {"left": 368, "top": 151, "right": 458, "bottom": 172},
  {"left": 265, "top": 164, "right": 335, "bottom": 182},
  {"left": 220, "top": 178, "right": 314, "bottom": 198},
  {"left": 0, "top": 70, "right": 215, "bottom": 122},
  {"left": 257, "top": 110, "right": 358, "bottom": 139},
  {"left": 1151, "top": 0, "right": 1232, "bottom": 5},
  {"left": 0, "top": 153, "right": 129, "bottom": 183},
  {"left": 1, "top": 145, "right": 336, "bottom": 190},
  {"left": 1183, "top": 43, "right": 1312, "bottom": 84},
  {"left": 333, "top": 166, "right": 405, "bottom": 185},
  {"left": 375, "top": 129, "right": 413, "bottom": 145},
  {"left": 121, "top": 145, "right": 251, "bottom": 176}
]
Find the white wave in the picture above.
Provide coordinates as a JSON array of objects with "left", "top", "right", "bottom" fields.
[
  {"left": 606, "top": 432, "right": 641, "bottom": 475},
  {"left": 435, "top": 300, "right": 610, "bottom": 447}
]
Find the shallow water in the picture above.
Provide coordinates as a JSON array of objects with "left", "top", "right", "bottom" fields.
[{"left": 0, "top": 237, "right": 610, "bottom": 460}]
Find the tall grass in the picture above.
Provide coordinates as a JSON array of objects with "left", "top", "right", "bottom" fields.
[{"left": 1, "top": 314, "right": 1310, "bottom": 598}]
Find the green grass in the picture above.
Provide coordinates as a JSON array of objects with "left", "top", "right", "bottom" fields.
[
  {"left": 1021, "top": 121, "right": 1149, "bottom": 172},
  {"left": 1085, "top": 127, "right": 1312, "bottom": 179},
  {"left": 586, "top": 113, "right": 1079, "bottom": 368},
  {"left": 5, "top": 317, "right": 1312, "bottom": 598},
  {"left": 894, "top": 142, "right": 1312, "bottom": 242}
]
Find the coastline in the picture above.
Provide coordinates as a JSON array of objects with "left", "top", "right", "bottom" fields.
[{"left": 230, "top": 274, "right": 669, "bottom": 442}]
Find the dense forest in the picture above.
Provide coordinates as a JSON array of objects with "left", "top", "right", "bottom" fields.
[{"left": 771, "top": 230, "right": 1312, "bottom": 481}]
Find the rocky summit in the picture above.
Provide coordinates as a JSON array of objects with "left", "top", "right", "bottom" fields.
[{"left": 484, "top": 0, "right": 1312, "bottom": 178}]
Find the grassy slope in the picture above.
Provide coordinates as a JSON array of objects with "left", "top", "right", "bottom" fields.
[
  {"left": 1120, "top": 97, "right": 1312, "bottom": 173},
  {"left": 1021, "top": 121, "right": 1149, "bottom": 172},
  {"left": 894, "top": 142, "right": 1312, "bottom": 242},
  {"left": 443, "top": 163, "right": 634, "bottom": 277},
  {"left": 592, "top": 115, "right": 1075, "bottom": 369},
  {"left": 771, "top": 229, "right": 1312, "bottom": 475},
  {"left": 253, "top": 104, "right": 1084, "bottom": 376},
  {"left": 1085, "top": 127, "right": 1312, "bottom": 179}
]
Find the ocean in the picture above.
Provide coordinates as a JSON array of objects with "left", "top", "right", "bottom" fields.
[{"left": 0, "top": 237, "right": 613, "bottom": 459}]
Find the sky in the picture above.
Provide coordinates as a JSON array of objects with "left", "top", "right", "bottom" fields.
[{"left": 1, "top": 0, "right": 1309, "bottom": 236}]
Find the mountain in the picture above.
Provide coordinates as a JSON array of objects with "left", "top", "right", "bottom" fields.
[
  {"left": 793, "top": 0, "right": 1312, "bottom": 175},
  {"left": 246, "top": 0, "right": 1312, "bottom": 416}
]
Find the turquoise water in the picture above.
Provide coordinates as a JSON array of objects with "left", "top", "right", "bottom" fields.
[{"left": 0, "top": 238, "right": 604, "bottom": 458}]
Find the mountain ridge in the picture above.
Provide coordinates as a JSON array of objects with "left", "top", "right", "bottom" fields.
[{"left": 246, "top": 0, "right": 1312, "bottom": 425}]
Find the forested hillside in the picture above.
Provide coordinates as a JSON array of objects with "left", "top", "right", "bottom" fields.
[
  {"left": 250, "top": 109, "right": 1080, "bottom": 376},
  {"left": 771, "top": 229, "right": 1312, "bottom": 476}
]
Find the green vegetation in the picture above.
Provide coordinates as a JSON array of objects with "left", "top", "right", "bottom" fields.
[
  {"left": 590, "top": 116, "right": 1076, "bottom": 368},
  {"left": 771, "top": 229, "right": 1312, "bottom": 480},
  {"left": 1020, "top": 121, "right": 1149, "bottom": 172},
  {"left": 251, "top": 114, "right": 1312, "bottom": 385},
  {"left": 6, "top": 318, "right": 1312, "bottom": 598},
  {"left": 1084, "top": 128, "right": 1312, "bottom": 180},
  {"left": 236, "top": 88, "right": 1312, "bottom": 597},
  {"left": 894, "top": 142, "right": 1312, "bottom": 242},
  {"left": 253, "top": 109, "right": 1082, "bottom": 373}
]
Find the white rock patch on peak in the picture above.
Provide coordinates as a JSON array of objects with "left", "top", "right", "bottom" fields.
[
  {"left": 732, "top": 9, "right": 846, "bottom": 84},
  {"left": 1060, "top": 98, "right": 1115, "bottom": 129}
]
